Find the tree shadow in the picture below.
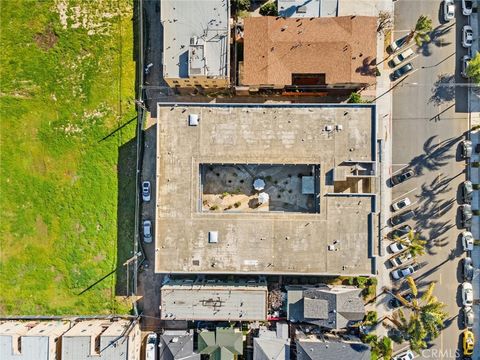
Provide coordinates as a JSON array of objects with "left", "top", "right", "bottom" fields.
[
  {"left": 409, "top": 135, "right": 459, "bottom": 176},
  {"left": 429, "top": 73, "right": 456, "bottom": 106},
  {"left": 355, "top": 56, "right": 377, "bottom": 76},
  {"left": 116, "top": 136, "right": 138, "bottom": 296},
  {"left": 416, "top": 24, "right": 453, "bottom": 57}
]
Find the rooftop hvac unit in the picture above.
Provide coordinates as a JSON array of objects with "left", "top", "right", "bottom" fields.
[
  {"left": 325, "top": 125, "right": 333, "bottom": 132},
  {"left": 336, "top": 124, "right": 343, "bottom": 131},
  {"left": 188, "top": 114, "right": 199, "bottom": 126},
  {"left": 208, "top": 231, "right": 218, "bottom": 243}
]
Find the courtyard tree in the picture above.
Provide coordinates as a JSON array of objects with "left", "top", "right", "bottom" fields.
[
  {"left": 466, "top": 51, "right": 480, "bottom": 84},
  {"left": 394, "top": 231, "right": 427, "bottom": 258},
  {"left": 234, "top": 0, "right": 251, "bottom": 11},
  {"left": 407, "top": 15, "right": 433, "bottom": 46},
  {"left": 260, "top": 2, "right": 278, "bottom": 16}
]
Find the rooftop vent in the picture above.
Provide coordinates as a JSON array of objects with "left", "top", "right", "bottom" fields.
[
  {"left": 208, "top": 231, "right": 218, "bottom": 243},
  {"left": 325, "top": 125, "right": 333, "bottom": 132},
  {"left": 188, "top": 114, "right": 199, "bottom": 126}
]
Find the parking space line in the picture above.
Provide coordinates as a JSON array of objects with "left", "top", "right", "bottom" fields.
[
  {"left": 392, "top": 187, "right": 418, "bottom": 202},
  {"left": 391, "top": 164, "right": 409, "bottom": 175}
]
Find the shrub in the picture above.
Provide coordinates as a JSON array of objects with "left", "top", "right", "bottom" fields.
[
  {"left": 234, "top": 201, "right": 242, "bottom": 208},
  {"left": 348, "top": 92, "right": 363, "bottom": 103},
  {"left": 210, "top": 205, "right": 219, "bottom": 210},
  {"left": 234, "top": 0, "right": 251, "bottom": 11},
  {"left": 259, "top": 2, "right": 277, "bottom": 16}
]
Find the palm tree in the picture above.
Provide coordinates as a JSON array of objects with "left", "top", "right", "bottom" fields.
[
  {"left": 406, "top": 15, "right": 433, "bottom": 46},
  {"left": 390, "top": 277, "right": 448, "bottom": 353},
  {"left": 394, "top": 231, "right": 427, "bottom": 258},
  {"left": 364, "top": 335, "right": 393, "bottom": 360}
]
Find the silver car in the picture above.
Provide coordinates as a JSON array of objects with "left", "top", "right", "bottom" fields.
[
  {"left": 462, "top": 25, "right": 473, "bottom": 48},
  {"left": 460, "top": 140, "right": 472, "bottom": 159},
  {"left": 142, "top": 181, "right": 151, "bottom": 202},
  {"left": 143, "top": 220, "right": 152, "bottom": 243},
  {"left": 462, "top": 0, "right": 473, "bottom": 15},
  {"left": 462, "top": 282, "right": 473, "bottom": 306},
  {"left": 391, "top": 265, "right": 415, "bottom": 280},
  {"left": 444, "top": 0, "right": 455, "bottom": 21},
  {"left": 463, "top": 306, "right": 474, "bottom": 328}
]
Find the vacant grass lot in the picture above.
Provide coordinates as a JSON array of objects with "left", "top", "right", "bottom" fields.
[{"left": 0, "top": 0, "right": 136, "bottom": 314}]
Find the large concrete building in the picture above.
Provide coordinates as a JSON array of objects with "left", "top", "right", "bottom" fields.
[
  {"left": 155, "top": 103, "right": 378, "bottom": 276},
  {"left": 161, "top": 0, "right": 230, "bottom": 89}
]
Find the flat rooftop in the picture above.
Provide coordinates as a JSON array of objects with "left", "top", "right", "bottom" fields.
[
  {"left": 161, "top": 0, "right": 229, "bottom": 79},
  {"left": 161, "top": 281, "right": 268, "bottom": 321},
  {"left": 155, "top": 103, "right": 377, "bottom": 275}
]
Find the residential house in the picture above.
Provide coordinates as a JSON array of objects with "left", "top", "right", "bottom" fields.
[{"left": 197, "top": 327, "right": 243, "bottom": 360}]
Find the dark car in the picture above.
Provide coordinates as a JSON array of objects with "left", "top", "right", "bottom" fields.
[
  {"left": 460, "top": 140, "right": 472, "bottom": 159},
  {"left": 462, "top": 257, "right": 474, "bottom": 281},
  {"left": 388, "top": 225, "right": 412, "bottom": 239},
  {"left": 391, "top": 169, "right": 415, "bottom": 186},
  {"left": 390, "top": 210, "right": 416, "bottom": 226},
  {"left": 389, "top": 292, "right": 414, "bottom": 308},
  {"left": 460, "top": 204, "right": 473, "bottom": 228},
  {"left": 391, "top": 63, "right": 413, "bottom": 81},
  {"left": 461, "top": 180, "right": 473, "bottom": 204}
]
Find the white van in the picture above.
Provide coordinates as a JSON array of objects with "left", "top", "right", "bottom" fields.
[
  {"left": 390, "top": 48, "right": 414, "bottom": 67},
  {"left": 145, "top": 333, "right": 157, "bottom": 360}
]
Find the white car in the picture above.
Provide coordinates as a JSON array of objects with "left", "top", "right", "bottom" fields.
[
  {"left": 462, "top": 282, "right": 474, "bottom": 306},
  {"left": 388, "top": 240, "right": 410, "bottom": 254},
  {"left": 462, "top": 25, "right": 474, "bottom": 48},
  {"left": 392, "top": 197, "right": 412, "bottom": 212},
  {"left": 462, "top": 231, "right": 474, "bottom": 251},
  {"left": 389, "top": 252, "right": 413, "bottom": 267},
  {"left": 462, "top": 0, "right": 473, "bottom": 15},
  {"left": 393, "top": 350, "right": 415, "bottom": 360},
  {"left": 444, "top": 0, "right": 455, "bottom": 21},
  {"left": 145, "top": 333, "right": 157, "bottom": 360},
  {"left": 142, "top": 181, "right": 151, "bottom": 202},
  {"left": 390, "top": 49, "right": 415, "bottom": 68},
  {"left": 391, "top": 265, "right": 415, "bottom": 280},
  {"left": 461, "top": 55, "right": 471, "bottom": 78},
  {"left": 143, "top": 220, "right": 152, "bottom": 243}
]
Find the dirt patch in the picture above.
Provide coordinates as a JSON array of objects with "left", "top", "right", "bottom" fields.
[
  {"left": 35, "top": 215, "right": 48, "bottom": 239},
  {"left": 93, "top": 253, "right": 106, "bottom": 263},
  {"left": 34, "top": 27, "right": 58, "bottom": 51}
]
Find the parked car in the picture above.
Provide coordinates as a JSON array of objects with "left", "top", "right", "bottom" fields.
[
  {"left": 461, "top": 55, "right": 471, "bottom": 78},
  {"left": 391, "top": 169, "right": 415, "bottom": 185},
  {"left": 444, "top": 0, "right": 455, "bottom": 21},
  {"left": 389, "top": 48, "right": 415, "bottom": 67},
  {"left": 462, "top": 257, "right": 474, "bottom": 281},
  {"left": 391, "top": 265, "right": 415, "bottom": 280},
  {"left": 461, "top": 180, "right": 473, "bottom": 204},
  {"left": 390, "top": 252, "right": 413, "bottom": 267},
  {"left": 463, "top": 306, "right": 474, "bottom": 328},
  {"left": 462, "top": 282, "right": 474, "bottom": 306},
  {"left": 462, "top": 25, "right": 474, "bottom": 47},
  {"left": 393, "top": 349, "right": 415, "bottom": 360},
  {"left": 389, "top": 240, "right": 410, "bottom": 254},
  {"left": 389, "top": 292, "right": 414, "bottom": 309},
  {"left": 388, "top": 225, "right": 412, "bottom": 239},
  {"left": 462, "top": 329, "right": 475, "bottom": 356},
  {"left": 389, "top": 36, "right": 408, "bottom": 53},
  {"left": 460, "top": 205, "right": 473, "bottom": 229},
  {"left": 462, "top": 0, "right": 473, "bottom": 15},
  {"left": 143, "top": 220, "right": 152, "bottom": 243},
  {"left": 460, "top": 140, "right": 472, "bottom": 159},
  {"left": 391, "top": 63, "right": 414, "bottom": 81},
  {"left": 462, "top": 231, "right": 474, "bottom": 251},
  {"left": 392, "top": 197, "right": 412, "bottom": 212},
  {"left": 142, "top": 181, "right": 151, "bottom": 202},
  {"left": 391, "top": 210, "right": 416, "bottom": 226},
  {"left": 145, "top": 333, "right": 157, "bottom": 360}
]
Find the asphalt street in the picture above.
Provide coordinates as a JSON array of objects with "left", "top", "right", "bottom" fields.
[{"left": 391, "top": 0, "right": 471, "bottom": 358}]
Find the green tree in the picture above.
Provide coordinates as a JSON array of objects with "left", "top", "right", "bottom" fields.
[
  {"left": 407, "top": 15, "right": 433, "bottom": 46},
  {"left": 260, "top": 2, "right": 278, "bottom": 16},
  {"left": 234, "top": 0, "right": 251, "bottom": 11},
  {"left": 364, "top": 335, "right": 393, "bottom": 360},
  {"left": 348, "top": 92, "right": 364, "bottom": 103},
  {"left": 466, "top": 51, "right": 480, "bottom": 84},
  {"left": 394, "top": 230, "right": 427, "bottom": 258},
  {"left": 390, "top": 277, "right": 448, "bottom": 353}
]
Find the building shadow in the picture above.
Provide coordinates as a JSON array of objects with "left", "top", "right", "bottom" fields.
[{"left": 116, "top": 137, "right": 138, "bottom": 296}]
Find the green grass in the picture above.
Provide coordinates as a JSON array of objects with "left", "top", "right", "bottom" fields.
[{"left": 0, "top": 0, "right": 136, "bottom": 314}]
